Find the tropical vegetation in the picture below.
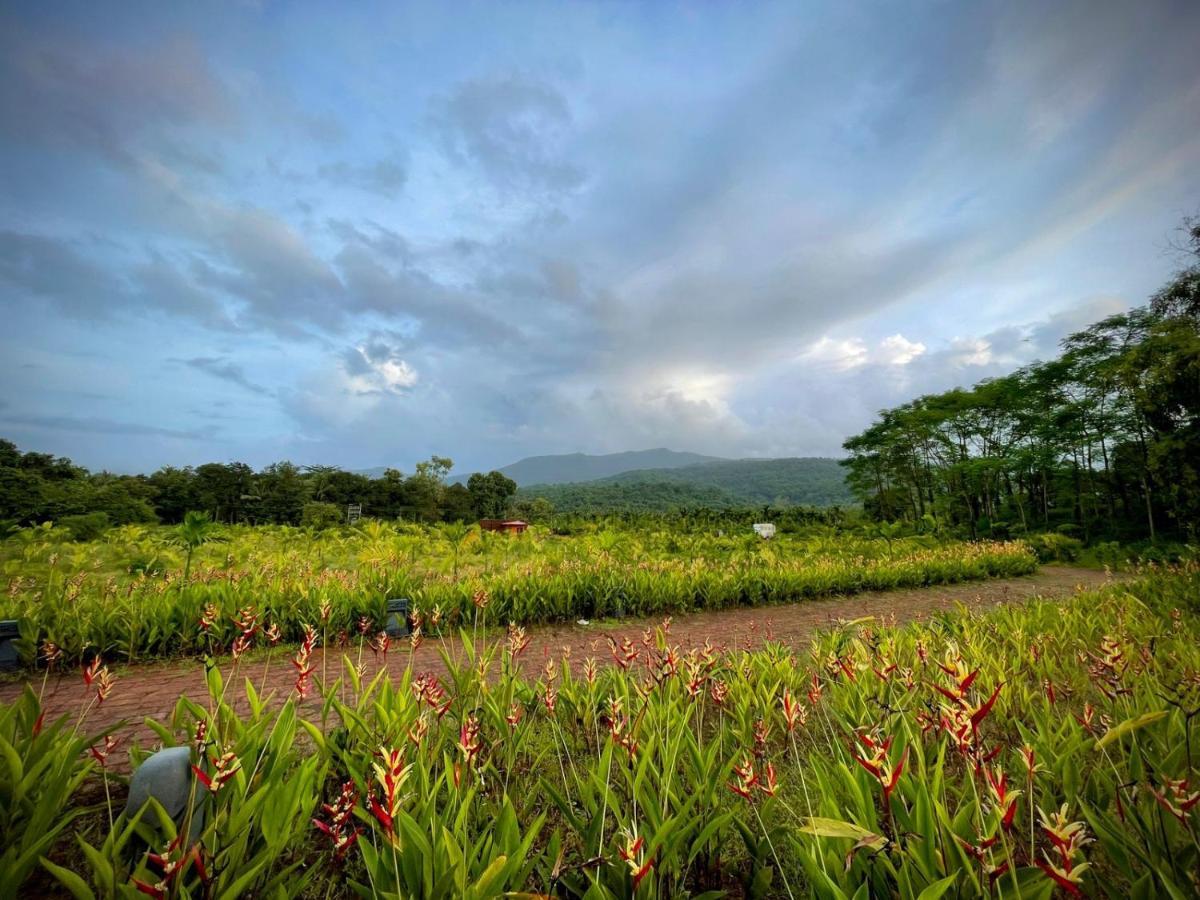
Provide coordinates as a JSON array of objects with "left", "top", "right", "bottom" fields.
[{"left": 4, "top": 559, "right": 1199, "bottom": 897}]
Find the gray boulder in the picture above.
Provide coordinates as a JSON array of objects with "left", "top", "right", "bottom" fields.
[{"left": 125, "top": 746, "right": 206, "bottom": 839}]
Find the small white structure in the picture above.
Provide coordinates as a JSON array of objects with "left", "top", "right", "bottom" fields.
[{"left": 752, "top": 522, "right": 776, "bottom": 539}]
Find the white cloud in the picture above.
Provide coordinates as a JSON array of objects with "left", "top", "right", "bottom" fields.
[
  {"left": 947, "top": 336, "right": 993, "bottom": 367},
  {"left": 800, "top": 333, "right": 926, "bottom": 371},
  {"left": 349, "top": 356, "right": 418, "bottom": 394},
  {"left": 800, "top": 337, "right": 870, "bottom": 371},
  {"left": 876, "top": 333, "right": 927, "bottom": 365}
]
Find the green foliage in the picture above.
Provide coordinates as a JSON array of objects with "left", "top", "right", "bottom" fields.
[
  {"left": 1026, "top": 532, "right": 1085, "bottom": 563},
  {"left": 58, "top": 512, "right": 111, "bottom": 542},
  {"left": 842, "top": 220, "right": 1200, "bottom": 542},
  {"left": 10, "top": 561, "right": 1200, "bottom": 898},
  {"left": 301, "top": 501, "right": 344, "bottom": 529},
  {"left": 595, "top": 457, "right": 855, "bottom": 506},
  {"left": 0, "top": 522, "right": 1035, "bottom": 666}
]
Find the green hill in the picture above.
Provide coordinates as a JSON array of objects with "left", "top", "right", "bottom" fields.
[
  {"left": 514, "top": 480, "right": 742, "bottom": 513},
  {"left": 452, "top": 448, "right": 723, "bottom": 486},
  {"left": 516, "top": 457, "right": 853, "bottom": 512},
  {"left": 596, "top": 457, "right": 852, "bottom": 506}
]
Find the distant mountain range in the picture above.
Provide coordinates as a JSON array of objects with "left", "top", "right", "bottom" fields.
[
  {"left": 453, "top": 448, "right": 722, "bottom": 486},
  {"left": 358, "top": 449, "right": 853, "bottom": 511},
  {"left": 516, "top": 456, "right": 853, "bottom": 510},
  {"left": 355, "top": 448, "right": 717, "bottom": 484}
]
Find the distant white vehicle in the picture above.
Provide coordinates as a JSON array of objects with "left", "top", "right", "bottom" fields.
[{"left": 752, "top": 523, "right": 776, "bottom": 539}]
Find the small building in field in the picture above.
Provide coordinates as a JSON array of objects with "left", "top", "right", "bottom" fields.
[
  {"left": 752, "top": 522, "right": 776, "bottom": 539},
  {"left": 480, "top": 519, "right": 529, "bottom": 534}
]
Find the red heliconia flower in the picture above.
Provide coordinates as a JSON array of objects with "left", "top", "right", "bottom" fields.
[
  {"left": 1074, "top": 702, "right": 1099, "bottom": 734},
  {"left": 984, "top": 765, "right": 1021, "bottom": 831},
  {"left": 506, "top": 702, "right": 523, "bottom": 727},
  {"left": 458, "top": 714, "right": 482, "bottom": 766},
  {"left": 780, "top": 688, "right": 807, "bottom": 733},
  {"left": 710, "top": 679, "right": 730, "bottom": 707},
  {"left": 1036, "top": 805, "right": 1092, "bottom": 897},
  {"left": 506, "top": 622, "right": 531, "bottom": 658},
  {"left": 1019, "top": 744, "right": 1039, "bottom": 779},
  {"left": 192, "top": 751, "right": 241, "bottom": 794},
  {"left": 851, "top": 731, "right": 909, "bottom": 801},
  {"left": 1043, "top": 679, "right": 1056, "bottom": 704},
  {"left": 370, "top": 747, "right": 411, "bottom": 842},
  {"left": 728, "top": 755, "right": 759, "bottom": 800},
  {"left": 807, "top": 673, "right": 823, "bottom": 705},
  {"left": 583, "top": 657, "right": 598, "bottom": 685},
  {"left": 264, "top": 622, "right": 282, "bottom": 645},
  {"left": 933, "top": 667, "right": 980, "bottom": 706},
  {"left": 193, "top": 720, "right": 209, "bottom": 751},
  {"left": 753, "top": 719, "right": 770, "bottom": 760},
  {"left": 89, "top": 734, "right": 122, "bottom": 768},
  {"left": 312, "top": 779, "right": 360, "bottom": 861},
  {"left": 1151, "top": 777, "right": 1200, "bottom": 824},
  {"left": 610, "top": 636, "right": 640, "bottom": 670},
  {"left": 82, "top": 655, "right": 102, "bottom": 688},
  {"left": 370, "top": 631, "right": 390, "bottom": 658},
  {"left": 319, "top": 599, "right": 332, "bottom": 623},
  {"left": 133, "top": 833, "right": 204, "bottom": 898},
  {"left": 199, "top": 604, "right": 219, "bottom": 633},
  {"left": 233, "top": 605, "right": 259, "bottom": 638},
  {"left": 93, "top": 665, "right": 116, "bottom": 705},
  {"left": 407, "top": 712, "right": 430, "bottom": 746},
  {"left": 607, "top": 697, "right": 638, "bottom": 759},
  {"left": 292, "top": 629, "right": 317, "bottom": 698},
  {"left": 414, "top": 672, "right": 452, "bottom": 718},
  {"left": 543, "top": 682, "right": 558, "bottom": 714},
  {"left": 873, "top": 658, "right": 898, "bottom": 682},
  {"left": 231, "top": 634, "right": 252, "bottom": 661},
  {"left": 41, "top": 641, "right": 63, "bottom": 667},
  {"left": 619, "top": 830, "right": 654, "bottom": 890},
  {"left": 760, "top": 761, "right": 779, "bottom": 797},
  {"left": 358, "top": 615, "right": 373, "bottom": 636},
  {"left": 472, "top": 588, "right": 490, "bottom": 610}
]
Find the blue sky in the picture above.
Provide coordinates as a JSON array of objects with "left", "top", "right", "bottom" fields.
[{"left": 1, "top": 0, "right": 1198, "bottom": 475}]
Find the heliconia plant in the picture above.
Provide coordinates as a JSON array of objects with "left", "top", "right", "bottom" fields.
[
  {"left": 1, "top": 520, "right": 1038, "bottom": 666},
  {"left": 2, "top": 555, "right": 1197, "bottom": 897}
]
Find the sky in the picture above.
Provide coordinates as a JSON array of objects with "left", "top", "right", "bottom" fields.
[{"left": 1, "top": 0, "right": 1198, "bottom": 476}]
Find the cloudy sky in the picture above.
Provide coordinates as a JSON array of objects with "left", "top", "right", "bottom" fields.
[{"left": 1, "top": 1, "right": 1198, "bottom": 475}]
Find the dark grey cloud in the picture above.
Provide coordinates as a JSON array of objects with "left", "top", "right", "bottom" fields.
[
  {"left": 177, "top": 356, "right": 271, "bottom": 396},
  {"left": 431, "top": 73, "right": 585, "bottom": 195},
  {"left": 317, "top": 156, "right": 407, "bottom": 198},
  {"left": 0, "top": 24, "right": 234, "bottom": 172},
  {"left": 0, "top": 413, "right": 215, "bottom": 441},
  {"left": 0, "top": 231, "right": 125, "bottom": 320}
]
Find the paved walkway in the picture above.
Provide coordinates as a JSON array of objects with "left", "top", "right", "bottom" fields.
[{"left": 1, "top": 566, "right": 1116, "bottom": 754}]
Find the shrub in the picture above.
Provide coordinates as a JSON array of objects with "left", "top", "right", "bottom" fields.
[
  {"left": 58, "top": 512, "right": 110, "bottom": 542},
  {"left": 301, "top": 501, "right": 343, "bottom": 529},
  {"left": 1027, "top": 531, "right": 1083, "bottom": 562}
]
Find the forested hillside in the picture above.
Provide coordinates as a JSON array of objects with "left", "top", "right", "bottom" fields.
[
  {"left": 597, "top": 457, "right": 853, "bottom": 506},
  {"left": 449, "top": 448, "right": 723, "bottom": 486},
  {"left": 513, "top": 479, "right": 743, "bottom": 513},
  {"left": 843, "top": 217, "right": 1200, "bottom": 540}
]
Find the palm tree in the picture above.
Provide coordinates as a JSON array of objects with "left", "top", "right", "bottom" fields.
[
  {"left": 440, "top": 522, "right": 476, "bottom": 580},
  {"left": 174, "top": 511, "right": 224, "bottom": 586}
]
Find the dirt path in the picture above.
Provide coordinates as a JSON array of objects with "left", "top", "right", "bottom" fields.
[{"left": 2, "top": 566, "right": 1116, "bottom": 753}]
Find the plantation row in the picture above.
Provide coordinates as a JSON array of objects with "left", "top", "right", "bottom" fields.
[
  {"left": 0, "top": 521, "right": 1036, "bottom": 664},
  {"left": 3, "top": 562, "right": 1198, "bottom": 898}
]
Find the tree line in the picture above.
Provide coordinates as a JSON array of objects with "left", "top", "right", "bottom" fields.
[
  {"left": 0, "top": 444, "right": 521, "bottom": 534},
  {"left": 842, "top": 216, "right": 1200, "bottom": 542}
]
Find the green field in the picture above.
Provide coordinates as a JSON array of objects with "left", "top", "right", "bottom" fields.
[{"left": 1, "top": 521, "right": 1035, "bottom": 665}]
